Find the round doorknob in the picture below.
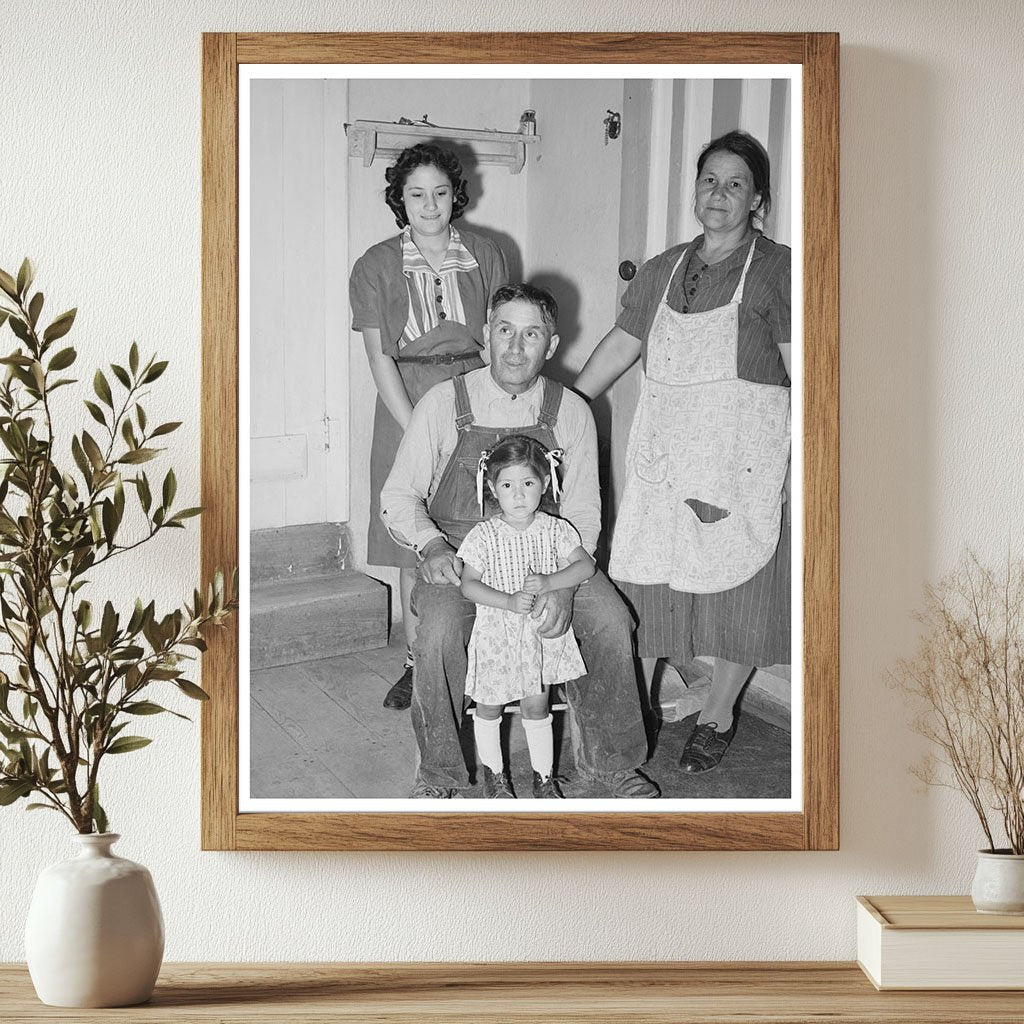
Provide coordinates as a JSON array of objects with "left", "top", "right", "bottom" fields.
[{"left": 618, "top": 260, "right": 637, "bottom": 281}]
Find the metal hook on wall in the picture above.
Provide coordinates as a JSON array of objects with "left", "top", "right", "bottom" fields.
[{"left": 603, "top": 110, "right": 621, "bottom": 144}]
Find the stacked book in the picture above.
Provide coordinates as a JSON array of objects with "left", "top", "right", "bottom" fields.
[{"left": 857, "top": 895, "right": 1024, "bottom": 989}]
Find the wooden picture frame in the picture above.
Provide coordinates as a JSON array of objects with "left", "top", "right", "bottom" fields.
[{"left": 201, "top": 32, "right": 839, "bottom": 851}]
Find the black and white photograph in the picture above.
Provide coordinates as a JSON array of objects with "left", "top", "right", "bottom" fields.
[{"left": 240, "top": 65, "right": 801, "bottom": 812}]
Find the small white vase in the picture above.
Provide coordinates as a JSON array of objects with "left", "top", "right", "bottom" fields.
[
  {"left": 25, "top": 833, "right": 164, "bottom": 1007},
  {"left": 971, "top": 849, "right": 1024, "bottom": 915}
]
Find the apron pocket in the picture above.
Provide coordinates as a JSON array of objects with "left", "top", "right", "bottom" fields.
[{"left": 635, "top": 445, "right": 668, "bottom": 484}]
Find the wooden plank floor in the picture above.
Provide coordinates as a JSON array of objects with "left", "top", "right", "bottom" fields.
[
  {"left": 250, "top": 630, "right": 791, "bottom": 800},
  {"left": 4, "top": 962, "right": 1024, "bottom": 1022},
  {"left": 251, "top": 633, "right": 418, "bottom": 798}
]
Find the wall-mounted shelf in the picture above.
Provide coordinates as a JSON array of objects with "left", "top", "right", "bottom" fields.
[{"left": 346, "top": 118, "right": 540, "bottom": 174}]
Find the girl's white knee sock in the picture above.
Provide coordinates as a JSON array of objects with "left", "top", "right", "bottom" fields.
[
  {"left": 522, "top": 714, "right": 554, "bottom": 781},
  {"left": 473, "top": 714, "right": 503, "bottom": 773}
]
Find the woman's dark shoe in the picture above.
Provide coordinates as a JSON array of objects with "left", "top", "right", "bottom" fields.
[
  {"left": 532, "top": 772, "right": 565, "bottom": 798},
  {"left": 482, "top": 766, "right": 516, "bottom": 798},
  {"left": 679, "top": 721, "right": 736, "bottom": 773},
  {"left": 382, "top": 664, "right": 414, "bottom": 710}
]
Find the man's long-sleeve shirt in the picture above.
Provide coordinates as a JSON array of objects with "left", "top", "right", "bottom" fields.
[{"left": 380, "top": 367, "right": 601, "bottom": 556}]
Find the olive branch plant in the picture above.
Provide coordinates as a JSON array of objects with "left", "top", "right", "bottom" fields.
[
  {"left": 0, "top": 259, "right": 236, "bottom": 834},
  {"left": 894, "top": 552, "right": 1024, "bottom": 854}
]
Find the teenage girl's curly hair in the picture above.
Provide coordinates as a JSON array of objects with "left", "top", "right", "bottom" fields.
[{"left": 383, "top": 144, "right": 470, "bottom": 228}]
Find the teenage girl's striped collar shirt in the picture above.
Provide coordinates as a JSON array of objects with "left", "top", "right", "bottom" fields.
[{"left": 400, "top": 225, "right": 479, "bottom": 345}]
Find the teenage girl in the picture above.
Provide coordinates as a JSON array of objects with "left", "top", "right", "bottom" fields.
[
  {"left": 350, "top": 143, "right": 508, "bottom": 710},
  {"left": 456, "top": 435, "right": 595, "bottom": 799}
]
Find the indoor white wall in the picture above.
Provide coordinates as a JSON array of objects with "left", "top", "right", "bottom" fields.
[{"left": 2, "top": 0, "right": 1022, "bottom": 962}]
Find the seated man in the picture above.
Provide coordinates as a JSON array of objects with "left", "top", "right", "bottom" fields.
[{"left": 381, "top": 283, "right": 658, "bottom": 799}]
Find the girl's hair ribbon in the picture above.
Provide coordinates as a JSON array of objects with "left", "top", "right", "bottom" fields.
[
  {"left": 546, "top": 447, "right": 564, "bottom": 502},
  {"left": 476, "top": 449, "right": 489, "bottom": 516}
]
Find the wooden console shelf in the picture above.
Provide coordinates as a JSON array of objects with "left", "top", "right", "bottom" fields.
[{"left": 3, "top": 962, "right": 1023, "bottom": 1022}]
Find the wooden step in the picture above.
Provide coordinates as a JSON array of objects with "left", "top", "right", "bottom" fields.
[
  {"left": 250, "top": 522, "right": 352, "bottom": 585},
  {"left": 250, "top": 571, "right": 388, "bottom": 669}
]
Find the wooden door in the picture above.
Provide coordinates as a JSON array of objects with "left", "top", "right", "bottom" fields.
[{"left": 249, "top": 79, "right": 350, "bottom": 531}]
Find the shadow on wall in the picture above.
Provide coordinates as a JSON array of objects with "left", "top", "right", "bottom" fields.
[
  {"left": 838, "top": 48, "right": 936, "bottom": 867},
  {"left": 433, "top": 141, "right": 586, "bottom": 391},
  {"left": 446, "top": 141, "right": 524, "bottom": 282},
  {"left": 523, "top": 270, "right": 581, "bottom": 390},
  {"left": 463, "top": 220, "right": 524, "bottom": 289}
]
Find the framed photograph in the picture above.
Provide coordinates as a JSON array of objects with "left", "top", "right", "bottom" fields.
[{"left": 201, "top": 32, "right": 838, "bottom": 851}]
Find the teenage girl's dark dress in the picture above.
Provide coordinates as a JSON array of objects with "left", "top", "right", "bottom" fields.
[{"left": 349, "top": 226, "right": 508, "bottom": 567}]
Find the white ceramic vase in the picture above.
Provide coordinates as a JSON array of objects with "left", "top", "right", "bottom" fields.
[
  {"left": 25, "top": 833, "right": 164, "bottom": 1007},
  {"left": 971, "top": 849, "right": 1024, "bottom": 915}
]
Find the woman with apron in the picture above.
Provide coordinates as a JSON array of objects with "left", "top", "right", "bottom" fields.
[
  {"left": 350, "top": 144, "right": 509, "bottom": 709},
  {"left": 575, "top": 130, "right": 791, "bottom": 773}
]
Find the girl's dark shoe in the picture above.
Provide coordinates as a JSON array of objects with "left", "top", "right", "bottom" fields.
[
  {"left": 382, "top": 665, "right": 414, "bottom": 710},
  {"left": 482, "top": 766, "right": 516, "bottom": 798},
  {"left": 679, "top": 721, "right": 736, "bottom": 773},
  {"left": 532, "top": 772, "right": 565, "bottom": 798}
]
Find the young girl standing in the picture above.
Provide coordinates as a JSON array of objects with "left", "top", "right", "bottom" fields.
[{"left": 457, "top": 435, "right": 595, "bottom": 799}]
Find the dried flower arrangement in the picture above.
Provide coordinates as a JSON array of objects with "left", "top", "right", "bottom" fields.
[{"left": 895, "top": 552, "right": 1024, "bottom": 854}]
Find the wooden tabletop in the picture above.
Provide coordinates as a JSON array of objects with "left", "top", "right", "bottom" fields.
[{"left": 3, "top": 962, "right": 1024, "bottom": 1022}]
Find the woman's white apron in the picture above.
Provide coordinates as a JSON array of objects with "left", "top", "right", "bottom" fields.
[{"left": 608, "top": 241, "right": 790, "bottom": 594}]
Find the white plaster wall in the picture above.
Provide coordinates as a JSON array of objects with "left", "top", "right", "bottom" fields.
[{"left": 1, "top": 0, "right": 1022, "bottom": 962}]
